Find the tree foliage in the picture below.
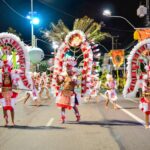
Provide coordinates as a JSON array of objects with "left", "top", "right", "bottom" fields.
[
  {"left": 42, "top": 16, "right": 109, "bottom": 44},
  {"left": 7, "top": 27, "right": 22, "bottom": 38}
]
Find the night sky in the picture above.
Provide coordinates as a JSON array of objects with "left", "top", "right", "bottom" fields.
[{"left": 0, "top": 0, "right": 147, "bottom": 56}]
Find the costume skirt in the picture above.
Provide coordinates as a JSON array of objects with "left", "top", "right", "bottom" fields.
[
  {"left": 105, "top": 89, "right": 118, "bottom": 101},
  {"left": 139, "top": 97, "right": 150, "bottom": 115},
  {"left": 56, "top": 90, "right": 80, "bottom": 110}
]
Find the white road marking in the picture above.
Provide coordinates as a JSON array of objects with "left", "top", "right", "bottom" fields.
[
  {"left": 46, "top": 118, "right": 54, "bottom": 127},
  {"left": 100, "top": 93, "right": 145, "bottom": 126},
  {"left": 124, "top": 98, "right": 139, "bottom": 104},
  {"left": 116, "top": 104, "right": 145, "bottom": 126}
]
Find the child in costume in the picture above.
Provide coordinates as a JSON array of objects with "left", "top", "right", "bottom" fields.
[{"left": 104, "top": 74, "right": 118, "bottom": 109}]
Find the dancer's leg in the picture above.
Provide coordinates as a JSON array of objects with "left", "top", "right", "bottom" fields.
[
  {"left": 24, "top": 93, "right": 30, "bottom": 104},
  {"left": 105, "top": 95, "right": 109, "bottom": 109},
  {"left": 61, "top": 108, "right": 66, "bottom": 123},
  {"left": 3, "top": 108, "right": 8, "bottom": 126},
  {"left": 73, "top": 105, "right": 80, "bottom": 122},
  {"left": 10, "top": 109, "right": 15, "bottom": 126},
  {"left": 39, "top": 87, "right": 44, "bottom": 98},
  {"left": 45, "top": 87, "right": 50, "bottom": 98},
  {"left": 113, "top": 101, "right": 118, "bottom": 110},
  {"left": 145, "top": 114, "right": 149, "bottom": 129}
]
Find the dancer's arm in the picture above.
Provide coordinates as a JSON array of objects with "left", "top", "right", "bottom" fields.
[{"left": 57, "top": 75, "right": 64, "bottom": 85}]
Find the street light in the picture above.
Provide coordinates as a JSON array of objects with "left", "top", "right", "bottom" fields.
[
  {"left": 103, "top": 9, "right": 135, "bottom": 29},
  {"left": 103, "top": 9, "right": 112, "bottom": 17},
  {"left": 27, "top": 0, "right": 44, "bottom": 71},
  {"left": 26, "top": 0, "right": 40, "bottom": 47},
  {"left": 31, "top": 17, "right": 40, "bottom": 25}
]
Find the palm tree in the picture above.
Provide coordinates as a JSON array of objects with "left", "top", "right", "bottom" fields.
[
  {"left": 7, "top": 27, "right": 22, "bottom": 38},
  {"left": 42, "top": 16, "right": 109, "bottom": 44}
]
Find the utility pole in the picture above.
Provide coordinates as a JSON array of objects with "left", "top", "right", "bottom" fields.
[
  {"left": 31, "top": 0, "right": 36, "bottom": 47},
  {"left": 111, "top": 35, "right": 119, "bottom": 49},
  {"left": 146, "top": 0, "right": 150, "bottom": 26},
  {"left": 137, "top": 0, "right": 150, "bottom": 26}
]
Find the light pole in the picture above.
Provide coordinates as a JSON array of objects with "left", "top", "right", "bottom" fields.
[
  {"left": 27, "top": 0, "right": 40, "bottom": 47},
  {"left": 146, "top": 0, "right": 150, "bottom": 26},
  {"left": 103, "top": 9, "right": 135, "bottom": 29},
  {"left": 110, "top": 35, "right": 119, "bottom": 49},
  {"left": 31, "top": 0, "right": 34, "bottom": 47}
]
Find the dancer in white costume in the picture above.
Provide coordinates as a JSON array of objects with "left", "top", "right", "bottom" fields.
[
  {"left": 86, "top": 75, "right": 100, "bottom": 102},
  {"left": 39, "top": 72, "right": 50, "bottom": 99},
  {"left": 24, "top": 73, "right": 40, "bottom": 106},
  {"left": 104, "top": 74, "right": 118, "bottom": 109}
]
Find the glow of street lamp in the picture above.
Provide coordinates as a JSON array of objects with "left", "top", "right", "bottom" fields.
[
  {"left": 31, "top": 17, "right": 40, "bottom": 25},
  {"left": 103, "top": 9, "right": 112, "bottom": 16}
]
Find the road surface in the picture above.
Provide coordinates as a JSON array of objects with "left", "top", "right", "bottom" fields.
[{"left": 0, "top": 93, "right": 149, "bottom": 150}]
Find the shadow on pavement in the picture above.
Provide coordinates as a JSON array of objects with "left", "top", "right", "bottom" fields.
[
  {"left": 67, "top": 120, "right": 142, "bottom": 127},
  {"left": 0, "top": 125, "right": 66, "bottom": 130},
  {"left": 29, "top": 104, "right": 50, "bottom": 107},
  {"left": 120, "top": 106, "right": 139, "bottom": 110}
]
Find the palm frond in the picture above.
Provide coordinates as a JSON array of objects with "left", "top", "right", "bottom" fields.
[
  {"left": 42, "top": 19, "right": 70, "bottom": 43},
  {"left": 73, "top": 16, "right": 109, "bottom": 43},
  {"left": 42, "top": 16, "right": 109, "bottom": 44},
  {"left": 73, "top": 16, "right": 94, "bottom": 32}
]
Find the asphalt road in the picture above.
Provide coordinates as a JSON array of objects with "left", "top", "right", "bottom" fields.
[{"left": 0, "top": 92, "right": 149, "bottom": 150}]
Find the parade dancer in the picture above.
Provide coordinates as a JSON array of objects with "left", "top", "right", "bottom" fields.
[
  {"left": 139, "top": 78, "right": 150, "bottom": 128},
  {"left": 0, "top": 69, "right": 18, "bottom": 126},
  {"left": 0, "top": 32, "right": 35, "bottom": 126},
  {"left": 88, "top": 75, "right": 100, "bottom": 102},
  {"left": 104, "top": 74, "right": 118, "bottom": 109},
  {"left": 24, "top": 73, "right": 40, "bottom": 106},
  {"left": 39, "top": 72, "right": 50, "bottom": 99},
  {"left": 56, "top": 67, "right": 80, "bottom": 123}
]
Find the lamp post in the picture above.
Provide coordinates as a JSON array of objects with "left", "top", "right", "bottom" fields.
[
  {"left": 27, "top": 0, "right": 40, "bottom": 47},
  {"left": 103, "top": 9, "right": 135, "bottom": 29},
  {"left": 31, "top": 0, "right": 34, "bottom": 47},
  {"left": 146, "top": 0, "right": 150, "bottom": 26}
]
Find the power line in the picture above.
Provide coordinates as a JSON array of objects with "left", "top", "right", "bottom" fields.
[
  {"left": 124, "top": 40, "right": 137, "bottom": 50},
  {"left": 38, "top": 0, "right": 76, "bottom": 19},
  {"left": 1, "top": 0, "right": 27, "bottom": 19},
  {"left": 103, "top": 26, "right": 134, "bottom": 33}
]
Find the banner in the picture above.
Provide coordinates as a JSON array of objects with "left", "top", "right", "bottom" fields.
[
  {"left": 110, "top": 49, "right": 124, "bottom": 68},
  {"left": 134, "top": 29, "right": 150, "bottom": 41}
]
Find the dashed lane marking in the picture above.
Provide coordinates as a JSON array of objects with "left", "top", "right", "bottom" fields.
[{"left": 46, "top": 118, "right": 54, "bottom": 127}]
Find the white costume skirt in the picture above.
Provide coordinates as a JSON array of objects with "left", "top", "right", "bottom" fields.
[
  {"left": 139, "top": 97, "right": 150, "bottom": 115},
  {"left": 105, "top": 89, "right": 118, "bottom": 101}
]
